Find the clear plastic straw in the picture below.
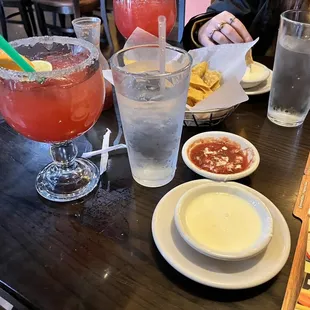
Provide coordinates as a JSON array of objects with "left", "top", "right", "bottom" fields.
[{"left": 158, "top": 15, "right": 166, "bottom": 91}]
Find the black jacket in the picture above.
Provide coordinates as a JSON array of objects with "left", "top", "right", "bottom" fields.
[{"left": 183, "top": 0, "right": 280, "bottom": 55}]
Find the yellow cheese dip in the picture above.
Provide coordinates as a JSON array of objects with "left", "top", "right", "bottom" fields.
[
  {"left": 185, "top": 192, "right": 262, "bottom": 253},
  {"left": 242, "top": 63, "right": 268, "bottom": 83}
]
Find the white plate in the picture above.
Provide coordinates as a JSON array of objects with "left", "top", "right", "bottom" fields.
[
  {"left": 152, "top": 179, "right": 291, "bottom": 289},
  {"left": 245, "top": 69, "right": 273, "bottom": 96}
]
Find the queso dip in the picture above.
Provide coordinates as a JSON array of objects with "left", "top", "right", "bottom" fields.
[
  {"left": 185, "top": 192, "right": 262, "bottom": 253},
  {"left": 243, "top": 63, "right": 268, "bottom": 82}
]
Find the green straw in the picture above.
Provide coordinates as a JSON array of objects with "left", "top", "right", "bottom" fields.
[{"left": 0, "top": 35, "right": 35, "bottom": 72}]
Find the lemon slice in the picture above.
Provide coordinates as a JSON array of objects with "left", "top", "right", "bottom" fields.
[{"left": 32, "top": 60, "right": 53, "bottom": 72}]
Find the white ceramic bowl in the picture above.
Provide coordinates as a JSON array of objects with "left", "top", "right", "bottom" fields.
[
  {"left": 182, "top": 131, "right": 260, "bottom": 181},
  {"left": 174, "top": 183, "right": 273, "bottom": 261},
  {"left": 241, "top": 62, "right": 270, "bottom": 89}
]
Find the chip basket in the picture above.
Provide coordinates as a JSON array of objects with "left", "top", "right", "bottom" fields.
[{"left": 184, "top": 105, "right": 239, "bottom": 127}]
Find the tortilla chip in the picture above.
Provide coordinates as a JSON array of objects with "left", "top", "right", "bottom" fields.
[
  {"left": 187, "top": 96, "right": 196, "bottom": 107},
  {"left": 202, "top": 89, "right": 214, "bottom": 99},
  {"left": 203, "top": 70, "right": 221, "bottom": 88},
  {"left": 188, "top": 87, "right": 205, "bottom": 100},
  {"left": 190, "top": 74, "right": 212, "bottom": 93},
  {"left": 187, "top": 87, "right": 205, "bottom": 106},
  {"left": 245, "top": 49, "right": 254, "bottom": 66},
  {"left": 211, "top": 80, "right": 221, "bottom": 91},
  {"left": 192, "top": 61, "right": 208, "bottom": 78},
  {"left": 187, "top": 61, "right": 222, "bottom": 106}
]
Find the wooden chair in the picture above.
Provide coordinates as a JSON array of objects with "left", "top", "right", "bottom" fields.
[
  {"left": 0, "top": 0, "right": 38, "bottom": 40},
  {"left": 33, "top": 0, "right": 100, "bottom": 36}
]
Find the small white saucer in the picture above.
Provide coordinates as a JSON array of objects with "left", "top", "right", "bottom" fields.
[
  {"left": 152, "top": 179, "right": 290, "bottom": 289},
  {"left": 245, "top": 69, "right": 273, "bottom": 96}
]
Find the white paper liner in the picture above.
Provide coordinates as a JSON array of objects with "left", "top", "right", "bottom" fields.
[{"left": 103, "top": 28, "right": 259, "bottom": 113}]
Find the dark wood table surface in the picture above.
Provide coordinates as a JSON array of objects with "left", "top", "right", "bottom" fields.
[{"left": 0, "top": 59, "right": 309, "bottom": 310}]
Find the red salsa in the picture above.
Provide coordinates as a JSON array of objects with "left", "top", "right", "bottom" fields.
[{"left": 188, "top": 137, "right": 251, "bottom": 174}]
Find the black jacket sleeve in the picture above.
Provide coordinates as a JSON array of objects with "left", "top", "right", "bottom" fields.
[
  {"left": 207, "top": 0, "right": 259, "bottom": 29},
  {"left": 182, "top": 0, "right": 276, "bottom": 56},
  {"left": 207, "top": 1, "right": 255, "bottom": 16}
]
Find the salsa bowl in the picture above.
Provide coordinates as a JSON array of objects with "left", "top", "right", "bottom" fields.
[{"left": 182, "top": 131, "right": 260, "bottom": 181}]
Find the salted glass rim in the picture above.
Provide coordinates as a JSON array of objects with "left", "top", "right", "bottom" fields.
[
  {"left": 0, "top": 36, "right": 99, "bottom": 81},
  {"left": 110, "top": 44, "right": 193, "bottom": 78},
  {"left": 72, "top": 16, "right": 101, "bottom": 26},
  {"left": 281, "top": 10, "right": 310, "bottom": 25}
]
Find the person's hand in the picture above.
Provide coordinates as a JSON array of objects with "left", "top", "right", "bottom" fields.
[{"left": 198, "top": 11, "right": 253, "bottom": 46}]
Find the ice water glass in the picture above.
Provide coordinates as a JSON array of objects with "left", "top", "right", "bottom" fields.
[
  {"left": 110, "top": 45, "right": 192, "bottom": 187},
  {"left": 268, "top": 10, "right": 310, "bottom": 127}
]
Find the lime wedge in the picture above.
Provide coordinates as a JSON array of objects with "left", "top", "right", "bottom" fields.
[{"left": 32, "top": 60, "right": 53, "bottom": 72}]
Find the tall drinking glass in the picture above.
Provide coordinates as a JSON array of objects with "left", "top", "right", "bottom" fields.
[
  {"left": 110, "top": 45, "right": 192, "bottom": 187},
  {"left": 72, "top": 17, "right": 113, "bottom": 110},
  {"left": 268, "top": 10, "right": 310, "bottom": 127},
  {"left": 0, "top": 36, "right": 104, "bottom": 202},
  {"left": 113, "top": 0, "right": 176, "bottom": 38}
]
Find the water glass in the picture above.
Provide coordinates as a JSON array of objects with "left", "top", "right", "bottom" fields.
[
  {"left": 110, "top": 45, "right": 192, "bottom": 187},
  {"left": 268, "top": 10, "right": 310, "bottom": 127}
]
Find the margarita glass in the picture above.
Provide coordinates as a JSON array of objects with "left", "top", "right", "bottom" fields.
[
  {"left": 113, "top": 0, "right": 177, "bottom": 38},
  {"left": 0, "top": 36, "right": 105, "bottom": 202}
]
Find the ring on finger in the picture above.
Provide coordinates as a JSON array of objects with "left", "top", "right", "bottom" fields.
[
  {"left": 216, "top": 22, "right": 226, "bottom": 32},
  {"left": 212, "top": 30, "right": 232, "bottom": 44},
  {"left": 208, "top": 29, "right": 217, "bottom": 40},
  {"left": 229, "top": 17, "right": 236, "bottom": 25},
  {"left": 219, "top": 22, "right": 244, "bottom": 43}
]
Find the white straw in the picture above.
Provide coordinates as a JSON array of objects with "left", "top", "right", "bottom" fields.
[
  {"left": 100, "top": 128, "right": 111, "bottom": 175},
  {"left": 81, "top": 144, "right": 127, "bottom": 159},
  {"left": 158, "top": 15, "right": 166, "bottom": 91}
]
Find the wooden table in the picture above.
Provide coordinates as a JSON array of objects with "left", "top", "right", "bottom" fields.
[{"left": 0, "top": 60, "right": 309, "bottom": 310}]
